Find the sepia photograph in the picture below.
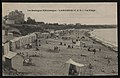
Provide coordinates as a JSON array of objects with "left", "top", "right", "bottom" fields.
[{"left": 2, "top": 2, "right": 118, "bottom": 76}]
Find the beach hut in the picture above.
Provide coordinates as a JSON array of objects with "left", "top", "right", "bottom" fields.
[
  {"left": 2, "top": 42, "right": 9, "bottom": 61},
  {"left": 75, "top": 41, "right": 81, "bottom": 46},
  {"left": 10, "top": 41, "right": 15, "bottom": 51},
  {"left": 34, "top": 32, "right": 41, "bottom": 38},
  {"left": 8, "top": 33, "right": 14, "bottom": 40},
  {"left": 41, "top": 33, "right": 50, "bottom": 38},
  {"left": 2, "top": 42, "right": 17, "bottom": 68},
  {"left": 60, "top": 59, "right": 84, "bottom": 76},
  {"left": 80, "top": 41, "right": 86, "bottom": 47},
  {"left": 19, "top": 37, "right": 25, "bottom": 47},
  {"left": 29, "top": 33, "right": 36, "bottom": 43},
  {"left": 20, "top": 37, "right": 23, "bottom": 46},
  {"left": 3, "top": 51, "right": 17, "bottom": 68},
  {"left": 2, "top": 42, "right": 10, "bottom": 56},
  {"left": 10, "top": 36, "right": 24, "bottom": 51},
  {"left": 22, "top": 36, "right": 26, "bottom": 46}
]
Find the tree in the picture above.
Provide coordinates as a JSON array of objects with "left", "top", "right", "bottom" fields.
[
  {"left": 36, "top": 22, "right": 45, "bottom": 24},
  {"left": 3, "top": 15, "right": 8, "bottom": 20},
  {"left": 76, "top": 23, "right": 81, "bottom": 26},
  {"left": 26, "top": 17, "right": 36, "bottom": 24},
  {"left": 53, "top": 23, "right": 58, "bottom": 25}
]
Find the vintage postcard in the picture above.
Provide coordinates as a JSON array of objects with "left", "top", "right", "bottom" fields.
[{"left": 2, "top": 2, "right": 118, "bottom": 76}]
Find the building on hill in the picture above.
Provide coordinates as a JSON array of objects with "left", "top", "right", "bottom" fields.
[{"left": 5, "top": 10, "right": 25, "bottom": 24}]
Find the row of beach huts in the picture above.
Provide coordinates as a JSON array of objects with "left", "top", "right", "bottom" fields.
[
  {"left": 2, "top": 30, "right": 51, "bottom": 69},
  {"left": 8, "top": 29, "right": 75, "bottom": 51}
]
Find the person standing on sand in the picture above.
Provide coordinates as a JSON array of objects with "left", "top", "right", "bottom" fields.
[
  {"left": 88, "top": 63, "right": 93, "bottom": 76},
  {"left": 26, "top": 52, "right": 29, "bottom": 58},
  {"left": 93, "top": 49, "right": 96, "bottom": 54},
  {"left": 88, "top": 63, "right": 93, "bottom": 69},
  {"left": 88, "top": 47, "right": 90, "bottom": 51},
  {"left": 99, "top": 48, "right": 101, "bottom": 52},
  {"left": 105, "top": 56, "right": 111, "bottom": 65},
  {"left": 60, "top": 42, "right": 62, "bottom": 45},
  {"left": 108, "top": 58, "right": 111, "bottom": 64},
  {"left": 68, "top": 64, "right": 78, "bottom": 76}
]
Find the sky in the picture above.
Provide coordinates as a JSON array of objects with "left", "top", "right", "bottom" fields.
[{"left": 2, "top": 2, "right": 117, "bottom": 25}]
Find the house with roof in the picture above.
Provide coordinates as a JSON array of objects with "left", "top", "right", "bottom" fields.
[{"left": 5, "top": 10, "right": 25, "bottom": 24}]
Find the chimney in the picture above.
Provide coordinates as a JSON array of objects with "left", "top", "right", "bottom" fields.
[
  {"left": 15, "top": 10, "right": 18, "bottom": 12},
  {"left": 20, "top": 11, "right": 22, "bottom": 13}
]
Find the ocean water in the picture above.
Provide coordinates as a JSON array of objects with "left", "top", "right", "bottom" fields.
[{"left": 90, "top": 28, "right": 117, "bottom": 47}]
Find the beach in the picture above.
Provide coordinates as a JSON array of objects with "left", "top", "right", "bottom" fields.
[{"left": 6, "top": 29, "right": 118, "bottom": 76}]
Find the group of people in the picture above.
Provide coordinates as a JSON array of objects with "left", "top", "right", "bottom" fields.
[
  {"left": 18, "top": 51, "right": 39, "bottom": 66},
  {"left": 87, "top": 47, "right": 101, "bottom": 54},
  {"left": 54, "top": 46, "right": 60, "bottom": 51},
  {"left": 68, "top": 45, "right": 74, "bottom": 48},
  {"left": 59, "top": 42, "right": 74, "bottom": 49},
  {"left": 105, "top": 56, "right": 112, "bottom": 64},
  {"left": 24, "top": 43, "right": 32, "bottom": 49},
  {"left": 22, "top": 52, "right": 34, "bottom": 66},
  {"left": 59, "top": 42, "right": 66, "bottom": 46}
]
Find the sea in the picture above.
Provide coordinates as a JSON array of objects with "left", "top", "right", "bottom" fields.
[{"left": 90, "top": 28, "right": 117, "bottom": 47}]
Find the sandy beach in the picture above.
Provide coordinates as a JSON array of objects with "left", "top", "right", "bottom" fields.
[{"left": 7, "top": 29, "right": 118, "bottom": 76}]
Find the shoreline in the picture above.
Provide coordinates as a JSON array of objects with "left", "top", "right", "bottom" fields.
[{"left": 85, "top": 31, "right": 118, "bottom": 52}]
